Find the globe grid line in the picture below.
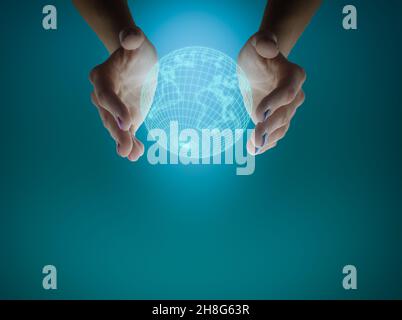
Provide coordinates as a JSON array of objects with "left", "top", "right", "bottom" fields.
[{"left": 141, "top": 46, "right": 252, "bottom": 158}]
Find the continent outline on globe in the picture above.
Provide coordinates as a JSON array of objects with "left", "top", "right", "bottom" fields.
[{"left": 140, "top": 46, "right": 253, "bottom": 159}]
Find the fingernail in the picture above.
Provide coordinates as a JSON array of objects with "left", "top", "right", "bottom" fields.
[
  {"left": 251, "top": 36, "right": 257, "bottom": 47},
  {"left": 117, "top": 117, "right": 123, "bottom": 130},
  {"left": 264, "top": 109, "right": 271, "bottom": 121},
  {"left": 261, "top": 133, "right": 267, "bottom": 147}
]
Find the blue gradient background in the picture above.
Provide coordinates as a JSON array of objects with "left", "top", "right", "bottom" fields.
[{"left": 0, "top": 0, "right": 401, "bottom": 299}]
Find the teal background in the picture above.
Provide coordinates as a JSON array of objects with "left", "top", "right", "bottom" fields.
[{"left": 0, "top": 0, "right": 401, "bottom": 299}]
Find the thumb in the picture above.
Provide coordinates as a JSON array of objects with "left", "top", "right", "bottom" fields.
[
  {"left": 119, "top": 27, "right": 145, "bottom": 50},
  {"left": 251, "top": 31, "right": 279, "bottom": 59}
]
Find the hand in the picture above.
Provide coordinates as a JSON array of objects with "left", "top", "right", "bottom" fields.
[
  {"left": 238, "top": 31, "right": 306, "bottom": 155},
  {"left": 90, "top": 27, "right": 157, "bottom": 161}
]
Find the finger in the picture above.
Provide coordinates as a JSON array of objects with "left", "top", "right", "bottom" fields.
[
  {"left": 267, "top": 141, "right": 277, "bottom": 150},
  {"left": 128, "top": 136, "right": 145, "bottom": 162},
  {"left": 129, "top": 108, "right": 145, "bottom": 135},
  {"left": 90, "top": 69, "right": 132, "bottom": 131},
  {"left": 247, "top": 123, "right": 290, "bottom": 155},
  {"left": 102, "top": 110, "right": 133, "bottom": 157},
  {"left": 249, "top": 122, "right": 266, "bottom": 150},
  {"left": 246, "top": 134, "right": 277, "bottom": 156},
  {"left": 92, "top": 92, "right": 133, "bottom": 157},
  {"left": 256, "top": 90, "right": 305, "bottom": 145},
  {"left": 90, "top": 91, "right": 100, "bottom": 109},
  {"left": 119, "top": 27, "right": 145, "bottom": 51},
  {"left": 101, "top": 108, "right": 134, "bottom": 157},
  {"left": 263, "top": 124, "right": 289, "bottom": 151},
  {"left": 251, "top": 31, "right": 279, "bottom": 59},
  {"left": 255, "top": 67, "right": 306, "bottom": 122},
  {"left": 246, "top": 129, "right": 258, "bottom": 155},
  {"left": 246, "top": 126, "right": 268, "bottom": 156}
]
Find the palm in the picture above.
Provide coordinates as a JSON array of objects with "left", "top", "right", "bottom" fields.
[
  {"left": 237, "top": 33, "right": 306, "bottom": 154},
  {"left": 90, "top": 30, "right": 158, "bottom": 161},
  {"left": 102, "top": 39, "right": 157, "bottom": 132},
  {"left": 238, "top": 39, "right": 301, "bottom": 124}
]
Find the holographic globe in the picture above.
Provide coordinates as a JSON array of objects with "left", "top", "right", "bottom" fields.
[{"left": 140, "top": 46, "right": 252, "bottom": 159}]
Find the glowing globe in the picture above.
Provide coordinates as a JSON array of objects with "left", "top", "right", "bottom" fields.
[{"left": 140, "top": 46, "right": 252, "bottom": 159}]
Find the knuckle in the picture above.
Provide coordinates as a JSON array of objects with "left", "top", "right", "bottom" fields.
[
  {"left": 254, "top": 108, "right": 264, "bottom": 123},
  {"left": 90, "top": 92, "right": 97, "bottom": 106},
  {"left": 297, "top": 66, "right": 307, "bottom": 82},
  {"left": 117, "top": 136, "right": 132, "bottom": 153},
  {"left": 291, "top": 64, "right": 306, "bottom": 83},
  {"left": 96, "top": 90, "right": 109, "bottom": 104},
  {"left": 275, "top": 109, "right": 288, "bottom": 127},
  {"left": 284, "top": 86, "right": 298, "bottom": 103},
  {"left": 89, "top": 65, "right": 101, "bottom": 82},
  {"left": 289, "top": 107, "right": 297, "bottom": 120},
  {"left": 299, "top": 90, "right": 306, "bottom": 103},
  {"left": 279, "top": 126, "right": 289, "bottom": 140},
  {"left": 283, "top": 109, "right": 291, "bottom": 124},
  {"left": 295, "top": 91, "right": 305, "bottom": 107},
  {"left": 102, "top": 115, "right": 110, "bottom": 129}
]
